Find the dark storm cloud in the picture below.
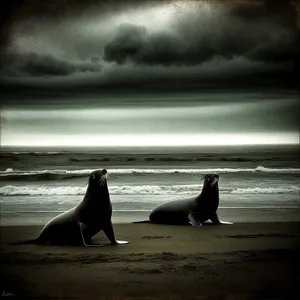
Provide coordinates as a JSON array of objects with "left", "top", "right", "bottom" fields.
[
  {"left": 229, "top": 0, "right": 296, "bottom": 21},
  {"left": 2, "top": 52, "right": 102, "bottom": 77},
  {"left": 104, "top": 24, "right": 183, "bottom": 66},
  {"left": 0, "top": 1, "right": 19, "bottom": 67},
  {"left": 103, "top": 4, "right": 298, "bottom": 66},
  {"left": 104, "top": 23, "right": 297, "bottom": 66}
]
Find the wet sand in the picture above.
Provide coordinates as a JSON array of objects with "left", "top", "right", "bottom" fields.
[
  {"left": 1, "top": 222, "right": 299, "bottom": 300},
  {"left": 2, "top": 206, "right": 300, "bottom": 226}
]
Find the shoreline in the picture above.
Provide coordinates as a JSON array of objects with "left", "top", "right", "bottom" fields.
[{"left": 1, "top": 222, "right": 299, "bottom": 299}]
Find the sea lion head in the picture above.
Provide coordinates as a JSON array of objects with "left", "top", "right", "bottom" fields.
[
  {"left": 202, "top": 174, "right": 219, "bottom": 188},
  {"left": 88, "top": 169, "right": 108, "bottom": 190}
]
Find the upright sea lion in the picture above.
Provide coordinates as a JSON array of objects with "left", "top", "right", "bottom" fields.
[
  {"left": 135, "top": 174, "right": 233, "bottom": 226},
  {"left": 12, "top": 169, "right": 129, "bottom": 246}
]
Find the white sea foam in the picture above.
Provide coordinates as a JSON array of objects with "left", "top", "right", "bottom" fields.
[
  {"left": 0, "top": 184, "right": 299, "bottom": 196},
  {"left": 231, "top": 187, "right": 300, "bottom": 194},
  {"left": 0, "top": 166, "right": 299, "bottom": 178},
  {"left": 11, "top": 152, "right": 61, "bottom": 155}
]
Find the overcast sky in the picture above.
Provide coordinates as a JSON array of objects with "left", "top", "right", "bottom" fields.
[{"left": 0, "top": 0, "right": 299, "bottom": 146}]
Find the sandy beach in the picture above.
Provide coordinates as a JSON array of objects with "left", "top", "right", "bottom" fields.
[{"left": 1, "top": 222, "right": 299, "bottom": 300}]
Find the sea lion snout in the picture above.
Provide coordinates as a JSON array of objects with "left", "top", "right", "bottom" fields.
[
  {"left": 203, "top": 174, "right": 219, "bottom": 187},
  {"left": 211, "top": 175, "right": 219, "bottom": 187},
  {"left": 98, "top": 169, "right": 108, "bottom": 186}
]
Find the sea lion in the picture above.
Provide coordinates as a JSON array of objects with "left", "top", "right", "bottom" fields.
[
  {"left": 135, "top": 174, "right": 233, "bottom": 226},
  {"left": 12, "top": 169, "right": 129, "bottom": 246}
]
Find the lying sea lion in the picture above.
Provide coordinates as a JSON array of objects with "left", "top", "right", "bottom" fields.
[{"left": 135, "top": 174, "right": 233, "bottom": 226}]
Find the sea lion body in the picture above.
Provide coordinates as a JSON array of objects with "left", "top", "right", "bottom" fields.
[
  {"left": 148, "top": 174, "right": 231, "bottom": 227},
  {"left": 38, "top": 207, "right": 80, "bottom": 245},
  {"left": 150, "top": 198, "right": 197, "bottom": 225},
  {"left": 13, "top": 169, "right": 128, "bottom": 246}
]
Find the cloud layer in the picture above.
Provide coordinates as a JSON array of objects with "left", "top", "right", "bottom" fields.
[
  {"left": 0, "top": 0, "right": 297, "bottom": 92},
  {"left": 3, "top": 52, "right": 101, "bottom": 77}
]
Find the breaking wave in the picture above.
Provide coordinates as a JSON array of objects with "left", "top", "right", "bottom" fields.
[
  {"left": 0, "top": 166, "right": 299, "bottom": 181},
  {"left": 7, "top": 152, "right": 61, "bottom": 156},
  {"left": 1, "top": 184, "right": 299, "bottom": 196}
]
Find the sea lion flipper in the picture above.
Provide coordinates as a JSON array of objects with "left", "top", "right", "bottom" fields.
[
  {"left": 115, "top": 240, "right": 129, "bottom": 244},
  {"left": 188, "top": 213, "right": 202, "bottom": 227},
  {"left": 79, "top": 222, "right": 103, "bottom": 247},
  {"left": 210, "top": 213, "right": 233, "bottom": 225},
  {"left": 11, "top": 238, "right": 40, "bottom": 245},
  {"left": 209, "top": 212, "right": 220, "bottom": 224},
  {"left": 218, "top": 221, "right": 234, "bottom": 225},
  {"left": 103, "top": 220, "right": 129, "bottom": 245}
]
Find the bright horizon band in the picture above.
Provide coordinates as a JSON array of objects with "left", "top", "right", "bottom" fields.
[{"left": 1, "top": 132, "right": 298, "bottom": 147}]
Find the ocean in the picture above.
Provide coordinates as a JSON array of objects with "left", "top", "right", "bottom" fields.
[{"left": 0, "top": 145, "right": 299, "bottom": 225}]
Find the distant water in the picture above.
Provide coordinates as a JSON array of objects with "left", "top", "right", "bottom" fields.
[{"left": 0, "top": 145, "right": 299, "bottom": 225}]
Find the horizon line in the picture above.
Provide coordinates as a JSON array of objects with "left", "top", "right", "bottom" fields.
[{"left": 1, "top": 143, "right": 299, "bottom": 148}]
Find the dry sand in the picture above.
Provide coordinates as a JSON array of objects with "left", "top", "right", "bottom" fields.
[{"left": 1, "top": 222, "right": 299, "bottom": 300}]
